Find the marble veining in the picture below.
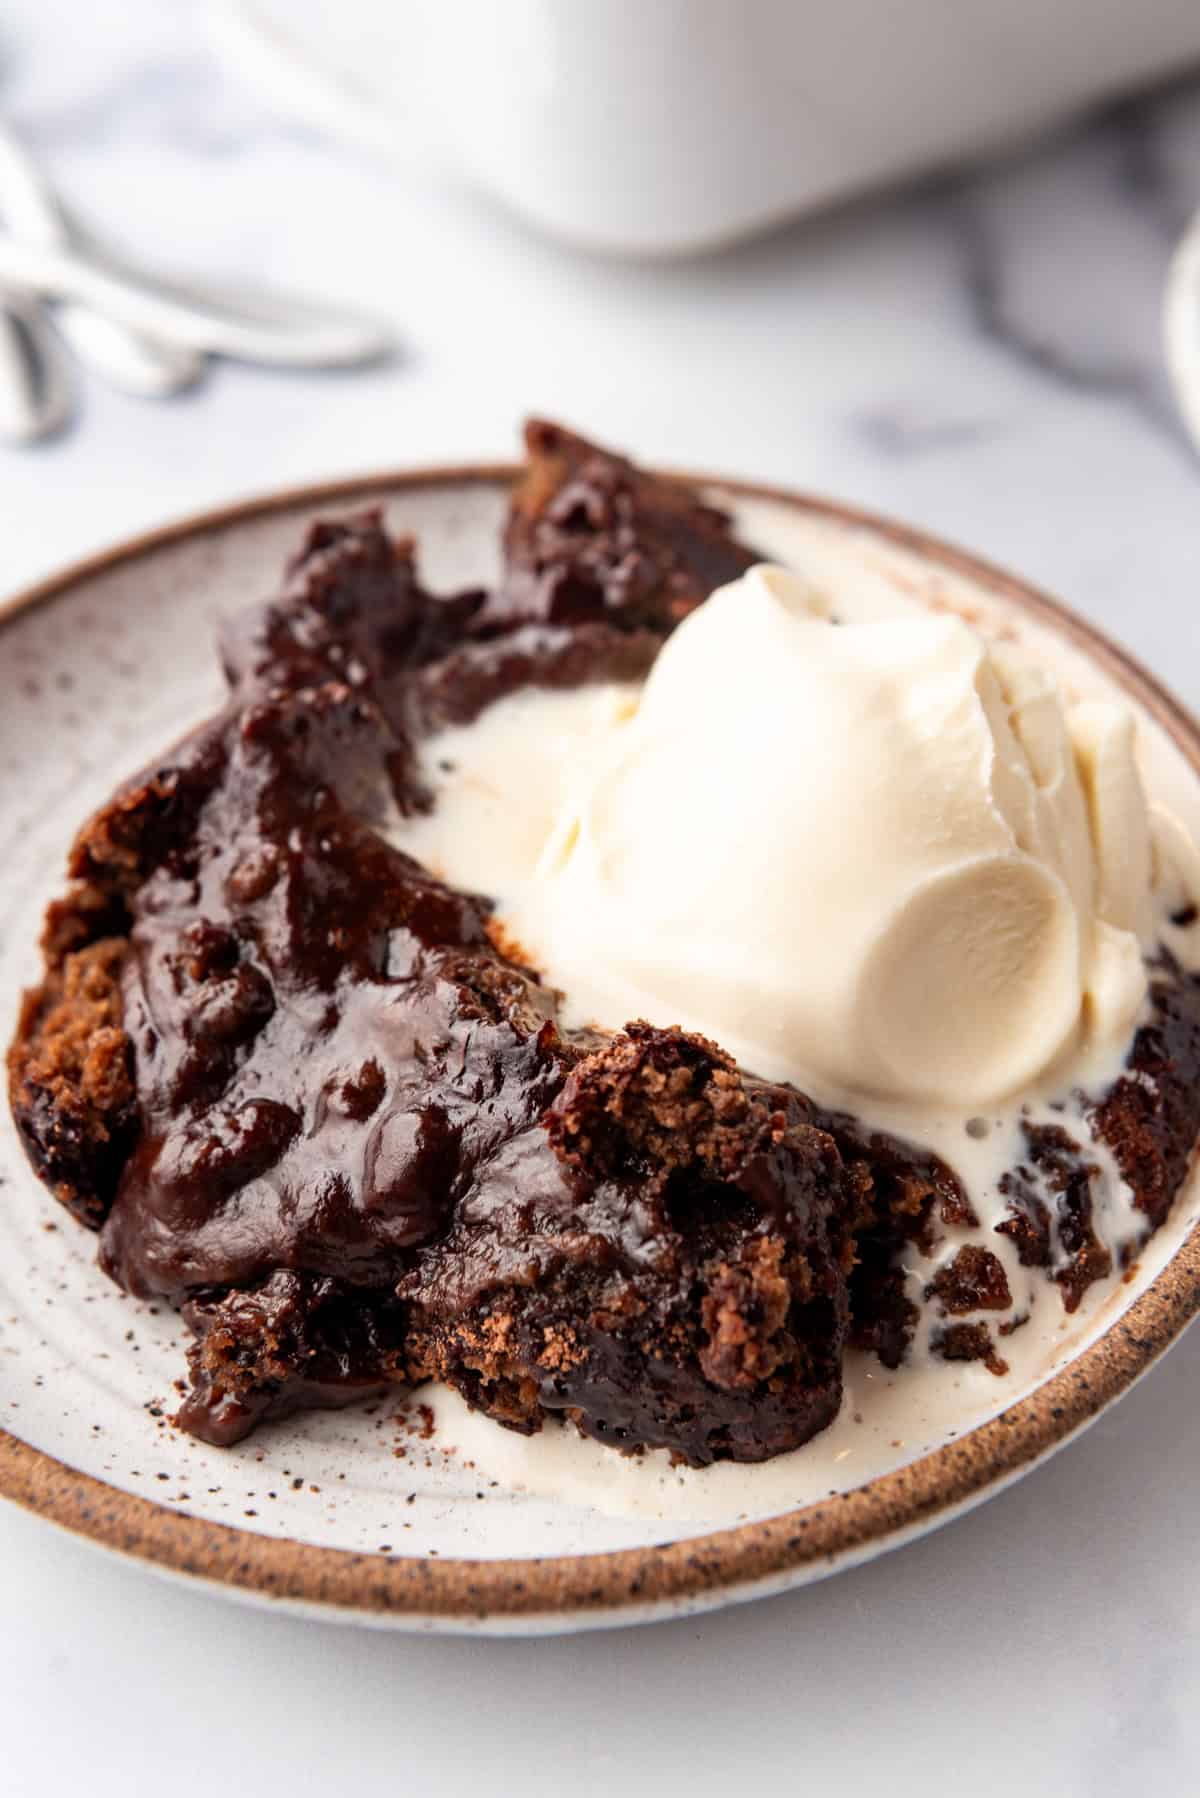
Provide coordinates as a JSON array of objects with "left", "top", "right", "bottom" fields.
[{"left": 946, "top": 99, "right": 1196, "bottom": 455}]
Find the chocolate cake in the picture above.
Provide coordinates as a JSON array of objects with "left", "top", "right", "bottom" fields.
[{"left": 9, "top": 419, "right": 1200, "bottom": 1465}]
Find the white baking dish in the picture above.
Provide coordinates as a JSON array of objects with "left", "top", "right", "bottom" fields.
[{"left": 218, "top": 0, "right": 1200, "bottom": 255}]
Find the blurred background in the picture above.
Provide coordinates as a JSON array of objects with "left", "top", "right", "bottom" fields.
[
  {"left": 4, "top": 6, "right": 1200, "bottom": 1796},
  {"left": 1, "top": 0, "right": 1200, "bottom": 710}
]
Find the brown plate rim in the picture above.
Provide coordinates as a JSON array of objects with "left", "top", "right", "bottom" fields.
[{"left": 2, "top": 462, "right": 1199, "bottom": 1625}]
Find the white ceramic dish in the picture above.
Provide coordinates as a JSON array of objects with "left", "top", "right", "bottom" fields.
[
  {"left": 216, "top": 0, "right": 1200, "bottom": 255},
  {"left": 1, "top": 463, "right": 1199, "bottom": 1633}
]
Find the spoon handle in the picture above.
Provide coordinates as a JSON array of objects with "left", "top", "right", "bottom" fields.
[
  {"left": 0, "top": 236, "right": 394, "bottom": 369},
  {"left": 0, "top": 288, "right": 72, "bottom": 443},
  {"left": 56, "top": 300, "right": 205, "bottom": 398},
  {"left": 0, "top": 124, "right": 205, "bottom": 399}
]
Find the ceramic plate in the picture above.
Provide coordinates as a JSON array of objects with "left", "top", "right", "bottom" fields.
[{"left": 2, "top": 465, "right": 1199, "bottom": 1634}]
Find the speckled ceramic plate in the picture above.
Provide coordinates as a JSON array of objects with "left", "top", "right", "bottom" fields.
[{"left": 2, "top": 466, "right": 1199, "bottom": 1634}]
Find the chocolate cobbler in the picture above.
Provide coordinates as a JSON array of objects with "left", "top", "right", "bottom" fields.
[{"left": 8, "top": 421, "right": 1200, "bottom": 1465}]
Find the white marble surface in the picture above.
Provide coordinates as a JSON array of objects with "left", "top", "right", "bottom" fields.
[{"left": 3, "top": 2, "right": 1200, "bottom": 1793}]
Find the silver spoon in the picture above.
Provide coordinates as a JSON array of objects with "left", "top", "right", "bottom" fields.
[
  {"left": 0, "top": 284, "right": 72, "bottom": 443},
  {"left": 0, "top": 124, "right": 205, "bottom": 399},
  {"left": 0, "top": 235, "right": 393, "bottom": 369}
]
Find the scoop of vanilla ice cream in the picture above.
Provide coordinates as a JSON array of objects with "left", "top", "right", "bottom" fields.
[{"left": 524, "top": 566, "right": 1154, "bottom": 1106}]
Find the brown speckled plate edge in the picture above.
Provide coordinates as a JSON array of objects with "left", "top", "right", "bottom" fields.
[{"left": 2, "top": 463, "right": 1199, "bottom": 1633}]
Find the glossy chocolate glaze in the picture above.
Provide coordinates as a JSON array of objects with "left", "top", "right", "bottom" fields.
[
  {"left": 14, "top": 448, "right": 876, "bottom": 1463},
  {"left": 93, "top": 505, "right": 859, "bottom": 1459}
]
